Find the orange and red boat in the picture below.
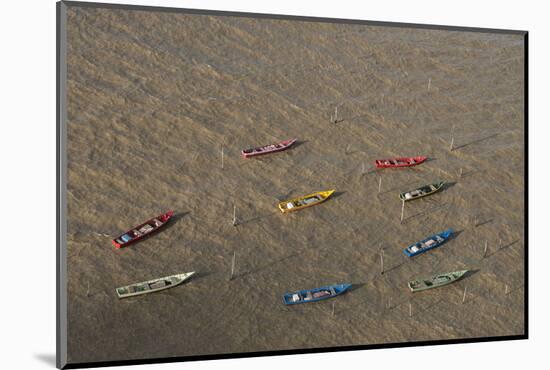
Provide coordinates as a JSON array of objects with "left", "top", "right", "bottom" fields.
[
  {"left": 241, "top": 138, "right": 297, "bottom": 158},
  {"left": 375, "top": 156, "right": 427, "bottom": 168},
  {"left": 112, "top": 211, "right": 173, "bottom": 248}
]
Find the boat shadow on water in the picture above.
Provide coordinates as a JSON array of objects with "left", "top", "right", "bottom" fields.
[
  {"left": 161, "top": 211, "right": 190, "bottom": 233},
  {"left": 440, "top": 181, "right": 457, "bottom": 192},
  {"left": 330, "top": 191, "right": 346, "bottom": 201},
  {"left": 446, "top": 229, "right": 464, "bottom": 244},
  {"left": 462, "top": 269, "right": 480, "bottom": 280}
]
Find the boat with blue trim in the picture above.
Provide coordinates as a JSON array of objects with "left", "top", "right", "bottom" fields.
[
  {"left": 403, "top": 228, "right": 453, "bottom": 257},
  {"left": 282, "top": 283, "right": 352, "bottom": 305}
]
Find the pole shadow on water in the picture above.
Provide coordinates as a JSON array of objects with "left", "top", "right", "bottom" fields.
[
  {"left": 486, "top": 239, "right": 520, "bottom": 257},
  {"left": 475, "top": 218, "right": 493, "bottom": 228},
  {"left": 238, "top": 210, "right": 280, "bottom": 226},
  {"left": 403, "top": 203, "right": 449, "bottom": 222},
  {"left": 383, "top": 260, "right": 406, "bottom": 274},
  {"left": 234, "top": 251, "right": 304, "bottom": 279},
  {"left": 452, "top": 133, "right": 499, "bottom": 151}
]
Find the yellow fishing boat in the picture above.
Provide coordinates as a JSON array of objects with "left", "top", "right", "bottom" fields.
[{"left": 278, "top": 190, "right": 335, "bottom": 213}]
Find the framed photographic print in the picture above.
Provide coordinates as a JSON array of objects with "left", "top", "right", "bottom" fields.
[{"left": 57, "top": 1, "right": 527, "bottom": 368}]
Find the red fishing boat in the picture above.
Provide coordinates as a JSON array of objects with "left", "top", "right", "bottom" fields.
[
  {"left": 112, "top": 211, "right": 173, "bottom": 248},
  {"left": 241, "top": 138, "right": 297, "bottom": 158},
  {"left": 375, "top": 156, "right": 427, "bottom": 168}
]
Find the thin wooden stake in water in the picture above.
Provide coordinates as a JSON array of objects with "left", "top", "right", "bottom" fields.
[
  {"left": 400, "top": 199, "right": 405, "bottom": 222},
  {"left": 505, "top": 284, "right": 509, "bottom": 295},
  {"left": 409, "top": 302, "right": 412, "bottom": 317},
  {"left": 462, "top": 285, "right": 467, "bottom": 304},
  {"left": 380, "top": 249, "right": 385, "bottom": 275},
  {"left": 428, "top": 78, "right": 431, "bottom": 90},
  {"left": 334, "top": 106, "right": 338, "bottom": 123},
  {"left": 86, "top": 282, "right": 90, "bottom": 297},
  {"left": 378, "top": 177, "right": 382, "bottom": 193},
  {"left": 230, "top": 251, "right": 236, "bottom": 280},
  {"left": 221, "top": 145, "right": 224, "bottom": 169},
  {"left": 232, "top": 205, "right": 237, "bottom": 226},
  {"left": 332, "top": 302, "right": 335, "bottom": 316},
  {"left": 483, "top": 240, "right": 488, "bottom": 258}
]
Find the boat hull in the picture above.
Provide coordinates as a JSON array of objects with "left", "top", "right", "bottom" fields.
[
  {"left": 399, "top": 181, "right": 445, "bottom": 201},
  {"left": 403, "top": 228, "right": 453, "bottom": 257},
  {"left": 278, "top": 190, "right": 335, "bottom": 213},
  {"left": 283, "top": 284, "right": 352, "bottom": 305},
  {"left": 116, "top": 272, "right": 195, "bottom": 298},
  {"left": 241, "top": 139, "right": 297, "bottom": 158},
  {"left": 408, "top": 270, "right": 468, "bottom": 292},
  {"left": 112, "top": 211, "right": 174, "bottom": 249},
  {"left": 375, "top": 156, "right": 427, "bottom": 168}
]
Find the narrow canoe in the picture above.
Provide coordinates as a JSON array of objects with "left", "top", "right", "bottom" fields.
[
  {"left": 112, "top": 211, "right": 173, "bottom": 249},
  {"left": 375, "top": 156, "right": 427, "bottom": 168},
  {"left": 278, "top": 190, "right": 335, "bottom": 213},
  {"left": 399, "top": 181, "right": 445, "bottom": 201},
  {"left": 403, "top": 228, "right": 453, "bottom": 257},
  {"left": 408, "top": 270, "right": 468, "bottom": 292},
  {"left": 283, "top": 284, "right": 352, "bottom": 305},
  {"left": 241, "top": 138, "right": 297, "bottom": 158},
  {"left": 116, "top": 272, "right": 195, "bottom": 299}
]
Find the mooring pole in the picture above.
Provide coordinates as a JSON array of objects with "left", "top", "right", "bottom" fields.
[{"left": 230, "top": 251, "right": 236, "bottom": 280}]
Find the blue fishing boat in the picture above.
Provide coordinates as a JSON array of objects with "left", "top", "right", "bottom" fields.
[
  {"left": 403, "top": 228, "right": 453, "bottom": 257},
  {"left": 282, "top": 283, "right": 352, "bottom": 305}
]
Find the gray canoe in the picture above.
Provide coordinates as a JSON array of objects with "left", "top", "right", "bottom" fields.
[
  {"left": 116, "top": 272, "right": 195, "bottom": 298},
  {"left": 408, "top": 270, "right": 467, "bottom": 292},
  {"left": 399, "top": 181, "right": 445, "bottom": 201}
]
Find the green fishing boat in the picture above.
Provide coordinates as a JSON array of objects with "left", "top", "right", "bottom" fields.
[
  {"left": 407, "top": 270, "right": 467, "bottom": 292},
  {"left": 116, "top": 272, "right": 195, "bottom": 298},
  {"left": 399, "top": 181, "right": 445, "bottom": 201}
]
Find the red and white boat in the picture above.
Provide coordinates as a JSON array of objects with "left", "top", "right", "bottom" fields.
[
  {"left": 241, "top": 138, "right": 297, "bottom": 158},
  {"left": 374, "top": 156, "right": 427, "bottom": 168},
  {"left": 112, "top": 211, "right": 173, "bottom": 249}
]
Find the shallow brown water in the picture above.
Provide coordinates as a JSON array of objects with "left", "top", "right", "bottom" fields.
[{"left": 65, "top": 5, "right": 525, "bottom": 364}]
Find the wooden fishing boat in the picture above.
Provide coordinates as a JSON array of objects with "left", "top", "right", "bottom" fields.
[
  {"left": 403, "top": 228, "right": 453, "bottom": 257},
  {"left": 241, "top": 138, "right": 297, "bottom": 158},
  {"left": 112, "top": 211, "right": 174, "bottom": 249},
  {"left": 399, "top": 181, "right": 445, "bottom": 201},
  {"left": 278, "top": 190, "right": 335, "bottom": 213},
  {"left": 375, "top": 156, "right": 427, "bottom": 168},
  {"left": 116, "top": 272, "right": 195, "bottom": 298},
  {"left": 408, "top": 270, "right": 468, "bottom": 292},
  {"left": 283, "top": 283, "right": 352, "bottom": 305}
]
